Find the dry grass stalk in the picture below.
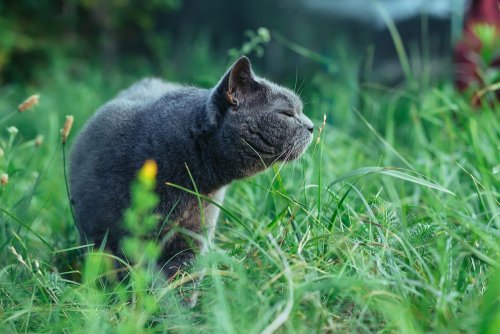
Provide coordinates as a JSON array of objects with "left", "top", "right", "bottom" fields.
[
  {"left": 316, "top": 114, "right": 327, "bottom": 144},
  {"left": 35, "top": 135, "right": 44, "bottom": 147},
  {"left": 7, "top": 126, "right": 18, "bottom": 135},
  {"left": 1, "top": 173, "right": 8, "bottom": 187},
  {"left": 60, "top": 115, "right": 74, "bottom": 145},
  {"left": 18, "top": 94, "right": 40, "bottom": 113}
]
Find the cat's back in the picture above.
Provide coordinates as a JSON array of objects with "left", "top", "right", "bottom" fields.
[
  {"left": 71, "top": 78, "right": 182, "bottom": 159},
  {"left": 116, "top": 77, "right": 182, "bottom": 102},
  {"left": 85, "top": 78, "right": 182, "bottom": 133}
]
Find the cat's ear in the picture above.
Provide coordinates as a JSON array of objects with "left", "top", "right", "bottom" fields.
[
  {"left": 228, "top": 56, "right": 254, "bottom": 93},
  {"left": 212, "top": 56, "right": 255, "bottom": 111}
]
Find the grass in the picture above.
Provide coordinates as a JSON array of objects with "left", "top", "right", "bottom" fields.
[{"left": 0, "top": 57, "right": 499, "bottom": 334}]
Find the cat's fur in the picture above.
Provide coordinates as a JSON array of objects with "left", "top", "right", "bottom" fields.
[{"left": 70, "top": 57, "right": 313, "bottom": 277}]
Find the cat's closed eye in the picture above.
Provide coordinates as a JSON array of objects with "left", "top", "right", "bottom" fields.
[{"left": 278, "top": 109, "right": 295, "bottom": 118}]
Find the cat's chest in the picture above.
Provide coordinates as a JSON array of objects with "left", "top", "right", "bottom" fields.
[
  {"left": 201, "top": 187, "right": 227, "bottom": 247},
  {"left": 169, "top": 187, "right": 227, "bottom": 244}
]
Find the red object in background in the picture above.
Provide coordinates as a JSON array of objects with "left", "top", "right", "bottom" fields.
[{"left": 454, "top": 0, "right": 500, "bottom": 104}]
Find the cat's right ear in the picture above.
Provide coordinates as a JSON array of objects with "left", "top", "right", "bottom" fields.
[{"left": 211, "top": 56, "right": 255, "bottom": 111}]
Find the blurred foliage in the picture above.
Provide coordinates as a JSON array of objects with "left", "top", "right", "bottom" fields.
[
  {"left": 0, "top": 0, "right": 181, "bottom": 82},
  {"left": 471, "top": 23, "right": 500, "bottom": 103},
  {"left": 228, "top": 27, "right": 271, "bottom": 60}
]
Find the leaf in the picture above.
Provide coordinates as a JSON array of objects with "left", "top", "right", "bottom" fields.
[{"left": 329, "top": 167, "right": 455, "bottom": 196}]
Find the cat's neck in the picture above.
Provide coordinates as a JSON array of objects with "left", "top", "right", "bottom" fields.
[
  {"left": 187, "top": 93, "right": 267, "bottom": 194},
  {"left": 199, "top": 131, "right": 265, "bottom": 192}
]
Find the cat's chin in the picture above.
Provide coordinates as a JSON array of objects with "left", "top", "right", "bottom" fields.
[
  {"left": 283, "top": 149, "right": 306, "bottom": 162},
  {"left": 281, "top": 135, "right": 313, "bottom": 162}
]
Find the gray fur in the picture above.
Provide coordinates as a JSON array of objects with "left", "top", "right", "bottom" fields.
[{"left": 69, "top": 57, "right": 313, "bottom": 277}]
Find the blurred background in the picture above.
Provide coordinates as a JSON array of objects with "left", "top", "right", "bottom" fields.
[{"left": 0, "top": 0, "right": 498, "bottom": 130}]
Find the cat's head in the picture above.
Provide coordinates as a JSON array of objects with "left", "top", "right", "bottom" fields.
[{"left": 207, "top": 56, "right": 313, "bottom": 174}]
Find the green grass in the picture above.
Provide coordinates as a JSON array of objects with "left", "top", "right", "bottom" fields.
[{"left": 0, "top": 60, "right": 499, "bottom": 334}]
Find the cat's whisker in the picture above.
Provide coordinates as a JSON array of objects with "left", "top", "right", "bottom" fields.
[
  {"left": 267, "top": 144, "right": 295, "bottom": 192},
  {"left": 240, "top": 138, "right": 269, "bottom": 171},
  {"left": 297, "top": 77, "right": 306, "bottom": 98},
  {"left": 293, "top": 66, "right": 299, "bottom": 93},
  {"left": 270, "top": 144, "right": 294, "bottom": 165},
  {"left": 290, "top": 155, "right": 296, "bottom": 180},
  {"left": 240, "top": 138, "right": 295, "bottom": 199},
  {"left": 268, "top": 151, "right": 290, "bottom": 190},
  {"left": 262, "top": 144, "right": 296, "bottom": 198}
]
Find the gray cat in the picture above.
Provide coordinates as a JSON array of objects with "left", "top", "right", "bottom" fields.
[{"left": 69, "top": 56, "right": 314, "bottom": 277}]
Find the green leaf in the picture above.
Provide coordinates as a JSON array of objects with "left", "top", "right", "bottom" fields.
[{"left": 329, "top": 167, "right": 455, "bottom": 195}]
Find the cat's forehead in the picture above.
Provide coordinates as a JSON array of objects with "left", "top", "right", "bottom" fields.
[{"left": 258, "top": 79, "right": 302, "bottom": 111}]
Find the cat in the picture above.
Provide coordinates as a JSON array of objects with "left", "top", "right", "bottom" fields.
[{"left": 69, "top": 56, "right": 314, "bottom": 278}]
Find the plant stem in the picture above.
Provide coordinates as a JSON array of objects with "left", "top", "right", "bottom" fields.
[{"left": 62, "top": 144, "right": 78, "bottom": 227}]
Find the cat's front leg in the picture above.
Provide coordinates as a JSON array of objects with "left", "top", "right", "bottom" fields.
[{"left": 186, "top": 187, "right": 227, "bottom": 307}]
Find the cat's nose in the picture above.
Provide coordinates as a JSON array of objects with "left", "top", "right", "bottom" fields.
[{"left": 300, "top": 115, "right": 314, "bottom": 133}]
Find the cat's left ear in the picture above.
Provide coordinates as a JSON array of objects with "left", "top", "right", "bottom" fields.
[
  {"left": 228, "top": 56, "right": 254, "bottom": 93},
  {"left": 213, "top": 56, "right": 255, "bottom": 111}
]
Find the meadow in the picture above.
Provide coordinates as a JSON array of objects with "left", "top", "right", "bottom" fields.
[{"left": 0, "top": 48, "right": 499, "bottom": 333}]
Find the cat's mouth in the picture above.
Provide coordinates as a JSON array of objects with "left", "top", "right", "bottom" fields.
[{"left": 245, "top": 130, "right": 312, "bottom": 163}]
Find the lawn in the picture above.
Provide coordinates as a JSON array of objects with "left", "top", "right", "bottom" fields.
[{"left": 0, "top": 56, "right": 499, "bottom": 333}]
